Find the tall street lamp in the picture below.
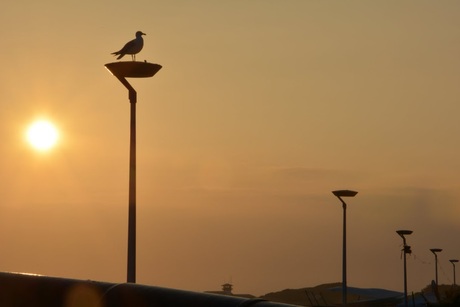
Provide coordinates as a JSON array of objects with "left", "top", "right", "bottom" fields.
[
  {"left": 396, "top": 230, "right": 412, "bottom": 307},
  {"left": 105, "top": 61, "right": 162, "bottom": 283},
  {"left": 332, "top": 190, "right": 358, "bottom": 306},
  {"left": 430, "top": 248, "right": 443, "bottom": 286},
  {"left": 450, "top": 259, "right": 459, "bottom": 287}
]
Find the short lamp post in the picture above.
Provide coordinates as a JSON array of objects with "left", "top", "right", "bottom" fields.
[
  {"left": 105, "top": 61, "right": 162, "bottom": 283},
  {"left": 396, "top": 230, "right": 413, "bottom": 307},
  {"left": 450, "top": 259, "right": 459, "bottom": 287},
  {"left": 332, "top": 190, "right": 358, "bottom": 306},
  {"left": 430, "top": 248, "right": 443, "bottom": 286}
]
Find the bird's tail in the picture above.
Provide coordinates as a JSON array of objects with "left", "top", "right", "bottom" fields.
[{"left": 111, "top": 52, "right": 125, "bottom": 60}]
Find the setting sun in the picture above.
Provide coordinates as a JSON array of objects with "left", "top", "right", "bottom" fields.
[{"left": 26, "top": 120, "right": 59, "bottom": 151}]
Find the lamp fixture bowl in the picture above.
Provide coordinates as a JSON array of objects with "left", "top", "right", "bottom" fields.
[
  {"left": 105, "top": 62, "right": 162, "bottom": 78},
  {"left": 332, "top": 190, "right": 358, "bottom": 197},
  {"left": 396, "top": 230, "right": 413, "bottom": 236}
]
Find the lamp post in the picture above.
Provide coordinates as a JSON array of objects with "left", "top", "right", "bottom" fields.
[
  {"left": 450, "top": 259, "right": 459, "bottom": 287},
  {"left": 396, "top": 230, "right": 412, "bottom": 307},
  {"left": 105, "top": 61, "right": 162, "bottom": 283},
  {"left": 332, "top": 190, "right": 358, "bottom": 306},
  {"left": 430, "top": 248, "right": 442, "bottom": 286}
]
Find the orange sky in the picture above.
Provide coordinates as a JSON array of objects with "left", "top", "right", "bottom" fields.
[{"left": 1, "top": 0, "right": 460, "bottom": 296}]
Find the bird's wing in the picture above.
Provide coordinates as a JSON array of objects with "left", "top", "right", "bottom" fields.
[{"left": 116, "top": 38, "right": 137, "bottom": 54}]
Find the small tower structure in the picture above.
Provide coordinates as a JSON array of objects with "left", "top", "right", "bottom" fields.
[{"left": 221, "top": 283, "right": 233, "bottom": 295}]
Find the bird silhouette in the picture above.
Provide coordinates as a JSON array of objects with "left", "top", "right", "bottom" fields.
[{"left": 111, "top": 31, "right": 146, "bottom": 61}]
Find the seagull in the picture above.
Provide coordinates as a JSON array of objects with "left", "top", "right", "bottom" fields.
[{"left": 111, "top": 31, "right": 146, "bottom": 61}]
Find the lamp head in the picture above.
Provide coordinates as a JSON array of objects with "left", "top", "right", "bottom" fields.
[
  {"left": 396, "top": 230, "right": 413, "bottom": 238},
  {"left": 105, "top": 62, "right": 162, "bottom": 78},
  {"left": 450, "top": 259, "right": 459, "bottom": 264},
  {"left": 332, "top": 190, "right": 358, "bottom": 198},
  {"left": 430, "top": 248, "right": 443, "bottom": 254}
]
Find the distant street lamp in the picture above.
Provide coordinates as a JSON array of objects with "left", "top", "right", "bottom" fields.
[
  {"left": 105, "top": 61, "right": 162, "bottom": 283},
  {"left": 450, "top": 259, "right": 459, "bottom": 287},
  {"left": 430, "top": 248, "right": 443, "bottom": 286},
  {"left": 332, "top": 190, "right": 358, "bottom": 306},
  {"left": 396, "top": 230, "right": 413, "bottom": 307}
]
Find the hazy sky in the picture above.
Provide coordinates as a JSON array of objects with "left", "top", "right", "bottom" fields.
[{"left": 1, "top": 0, "right": 460, "bottom": 297}]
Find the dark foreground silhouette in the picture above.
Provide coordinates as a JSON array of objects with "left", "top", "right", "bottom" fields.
[{"left": 0, "top": 272, "right": 298, "bottom": 307}]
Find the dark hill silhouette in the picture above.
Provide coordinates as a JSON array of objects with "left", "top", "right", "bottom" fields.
[
  {"left": 260, "top": 283, "right": 342, "bottom": 306},
  {"left": 260, "top": 283, "right": 404, "bottom": 306}
]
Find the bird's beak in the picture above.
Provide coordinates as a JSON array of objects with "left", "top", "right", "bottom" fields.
[{"left": 142, "top": 32, "right": 146, "bottom": 35}]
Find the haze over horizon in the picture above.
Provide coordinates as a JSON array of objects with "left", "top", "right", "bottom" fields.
[{"left": 1, "top": 0, "right": 460, "bottom": 297}]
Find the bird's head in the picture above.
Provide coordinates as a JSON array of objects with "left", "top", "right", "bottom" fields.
[{"left": 136, "top": 31, "right": 146, "bottom": 37}]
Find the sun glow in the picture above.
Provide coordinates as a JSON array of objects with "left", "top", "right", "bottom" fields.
[{"left": 26, "top": 120, "right": 59, "bottom": 151}]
